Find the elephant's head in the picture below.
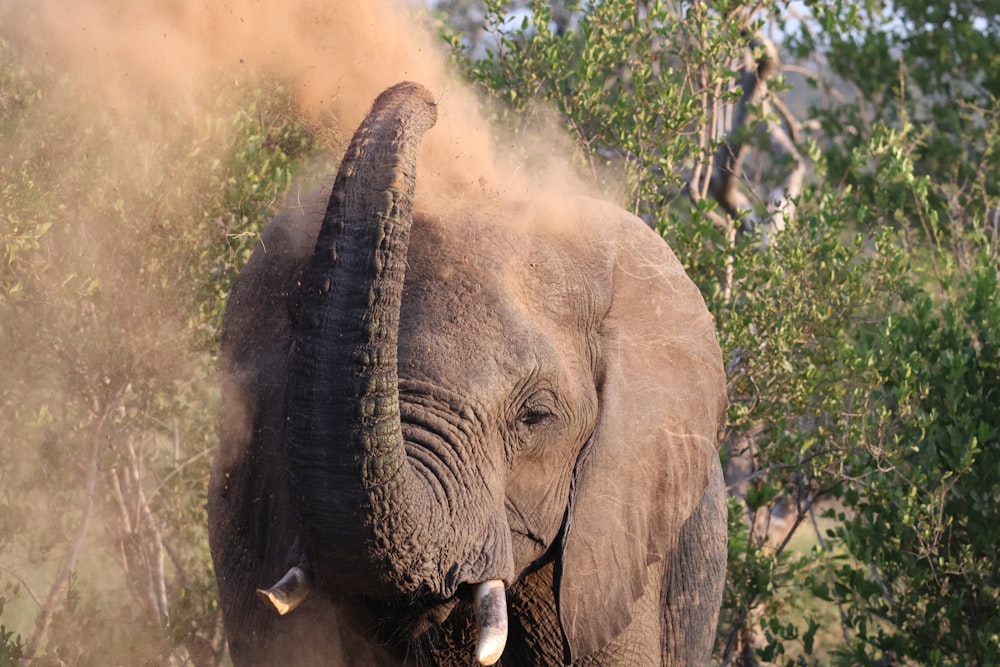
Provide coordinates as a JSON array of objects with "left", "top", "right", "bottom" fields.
[{"left": 237, "top": 81, "right": 726, "bottom": 665}]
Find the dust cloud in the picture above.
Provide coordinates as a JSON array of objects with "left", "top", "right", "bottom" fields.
[
  {"left": 1, "top": 0, "right": 594, "bottom": 662},
  {"left": 30, "top": 0, "right": 587, "bottom": 208}
]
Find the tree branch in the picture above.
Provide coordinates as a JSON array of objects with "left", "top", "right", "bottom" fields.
[
  {"left": 0, "top": 565, "right": 43, "bottom": 609},
  {"left": 760, "top": 99, "right": 807, "bottom": 245},
  {"left": 709, "top": 35, "right": 779, "bottom": 229},
  {"left": 706, "top": 34, "right": 807, "bottom": 246},
  {"left": 20, "top": 436, "right": 101, "bottom": 664}
]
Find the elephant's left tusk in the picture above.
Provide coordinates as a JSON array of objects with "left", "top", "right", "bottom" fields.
[
  {"left": 256, "top": 565, "right": 311, "bottom": 615},
  {"left": 473, "top": 579, "right": 508, "bottom": 666}
]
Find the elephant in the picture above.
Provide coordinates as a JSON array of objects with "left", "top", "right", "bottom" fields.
[{"left": 208, "top": 81, "right": 728, "bottom": 666}]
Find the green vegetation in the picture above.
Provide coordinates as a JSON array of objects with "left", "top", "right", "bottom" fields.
[
  {"left": 2, "top": 0, "right": 997, "bottom": 664},
  {"left": 439, "top": 1, "right": 998, "bottom": 664},
  {"left": 0, "top": 23, "right": 330, "bottom": 664}
]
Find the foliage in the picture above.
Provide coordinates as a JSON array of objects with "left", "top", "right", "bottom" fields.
[
  {"left": 791, "top": 0, "right": 1000, "bottom": 248},
  {"left": 440, "top": 1, "right": 1000, "bottom": 665},
  {"left": 834, "top": 238, "right": 1000, "bottom": 665},
  {"left": 0, "top": 596, "right": 24, "bottom": 666},
  {"left": 0, "top": 15, "right": 328, "bottom": 664},
  {"left": 715, "top": 152, "right": 913, "bottom": 665},
  {"left": 439, "top": 0, "right": 752, "bottom": 218}
]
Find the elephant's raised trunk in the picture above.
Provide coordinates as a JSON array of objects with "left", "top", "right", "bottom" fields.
[
  {"left": 285, "top": 82, "right": 438, "bottom": 593},
  {"left": 282, "top": 83, "right": 510, "bottom": 664}
]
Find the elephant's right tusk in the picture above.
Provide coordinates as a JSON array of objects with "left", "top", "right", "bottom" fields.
[
  {"left": 472, "top": 579, "right": 508, "bottom": 666},
  {"left": 256, "top": 565, "right": 311, "bottom": 615}
]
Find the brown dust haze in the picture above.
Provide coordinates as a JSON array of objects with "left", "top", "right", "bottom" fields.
[
  {"left": 0, "top": 0, "right": 597, "bottom": 662},
  {"left": 33, "top": 0, "right": 588, "bottom": 205}
]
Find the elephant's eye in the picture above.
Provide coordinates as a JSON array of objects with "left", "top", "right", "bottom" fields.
[
  {"left": 518, "top": 407, "right": 552, "bottom": 427},
  {"left": 516, "top": 391, "right": 557, "bottom": 429}
]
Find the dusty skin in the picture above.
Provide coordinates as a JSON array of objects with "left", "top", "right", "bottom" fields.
[{"left": 208, "top": 81, "right": 727, "bottom": 665}]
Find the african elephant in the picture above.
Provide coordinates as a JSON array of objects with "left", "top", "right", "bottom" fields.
[{"left": 208, "top": 81, "right": 727, "bottom": 666}]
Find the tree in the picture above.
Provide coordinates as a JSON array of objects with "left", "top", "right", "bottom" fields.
[{"left": 0, "top": 14, "right": 327, "bottom": 662}]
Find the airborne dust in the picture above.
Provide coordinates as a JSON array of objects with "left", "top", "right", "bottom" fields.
[{"left": 0, "top": 0, "right": 596, "bottom": 662}]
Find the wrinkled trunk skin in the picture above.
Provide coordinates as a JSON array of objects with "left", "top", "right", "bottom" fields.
[{"left": 285, "top": 82, "right": 439, "bottom": 596}]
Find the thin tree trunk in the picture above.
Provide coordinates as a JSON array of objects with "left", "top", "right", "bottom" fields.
[
  {"left": 20, "top": 434, "right": 101, "bottom": 665},
  {"left": 707, "top": 34, "right": 805, "bottom": 246}
]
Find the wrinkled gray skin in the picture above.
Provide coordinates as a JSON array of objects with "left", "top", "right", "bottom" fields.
[{"left": 208, "top": 82, "right": 728, "bottom": 666}]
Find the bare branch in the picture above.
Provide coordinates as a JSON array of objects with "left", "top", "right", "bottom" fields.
[
  {"left": 706, "top": 34, "right": 808, "bottom": 246},
  {"left": 769, "top": 93, "right": 801, "bottom": 144},
  {"left": 991, "top": 201, "right": 999, "bottom": 269},
  {"left": 708, "top": 35, "right": 779, "bottom": 229},
  {"left": 760, "top": 99, "right": 807, "bottom": 245},
  {"left": 0, "top": 565, "right": 43, "bottom": 609},
  {"left": 147, "top": 448, "right": 212, "bottom": 504},
  {"left": 125, "top": 436, "right": 169, "bottom": 621},
  {"left": 21, "top": 437, "right": 100, "bottom": 664}
]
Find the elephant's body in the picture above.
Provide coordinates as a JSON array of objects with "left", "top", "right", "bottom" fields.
[{"left": 209, "top": 83, "right": 727, "bottom": 666}]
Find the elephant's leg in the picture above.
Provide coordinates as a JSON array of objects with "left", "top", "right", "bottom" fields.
[{"left": 661, "top": 462, "right": 728, "bottom": 666}]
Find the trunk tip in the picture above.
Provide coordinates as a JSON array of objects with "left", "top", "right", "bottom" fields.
[{"left": 373, "top": 81, "right": 438, "bottom": 129}]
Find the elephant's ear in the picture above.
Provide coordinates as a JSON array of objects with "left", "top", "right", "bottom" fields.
[{"left": 556, "top": 207, "right": 726, "bottom": 662}]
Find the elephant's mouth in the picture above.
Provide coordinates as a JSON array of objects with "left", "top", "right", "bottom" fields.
[
  {"left": 257, "top": 566, "right": 508, "bottom": 665},
  {"left": 376, "top": 581, "right": 507, "bottom": 666}
]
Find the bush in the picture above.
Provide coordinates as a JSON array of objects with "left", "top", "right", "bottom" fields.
[
  {"left": 440, "top": 1, "right": 1000, "bottom": 664},
  {"left": 0, "top": 17, "right": 328, "bottom": 663},
  {"left": 837, "top": 248, "right": 1000, "bottom": 666}
]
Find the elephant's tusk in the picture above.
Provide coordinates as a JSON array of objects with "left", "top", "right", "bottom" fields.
[
  {"left": 472, "top": 579, "right": 508, "bottom": 666},
  {"left": 256, "top": 565, "right": 311, "bottom": 615}
]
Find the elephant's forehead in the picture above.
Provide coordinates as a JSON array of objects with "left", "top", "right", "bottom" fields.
[
  {"left": 398, "top": 210, "right": 586, "bottom": 397},
  {"left": 399, "top": 213, "right": 524, "bottom": 385}
]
